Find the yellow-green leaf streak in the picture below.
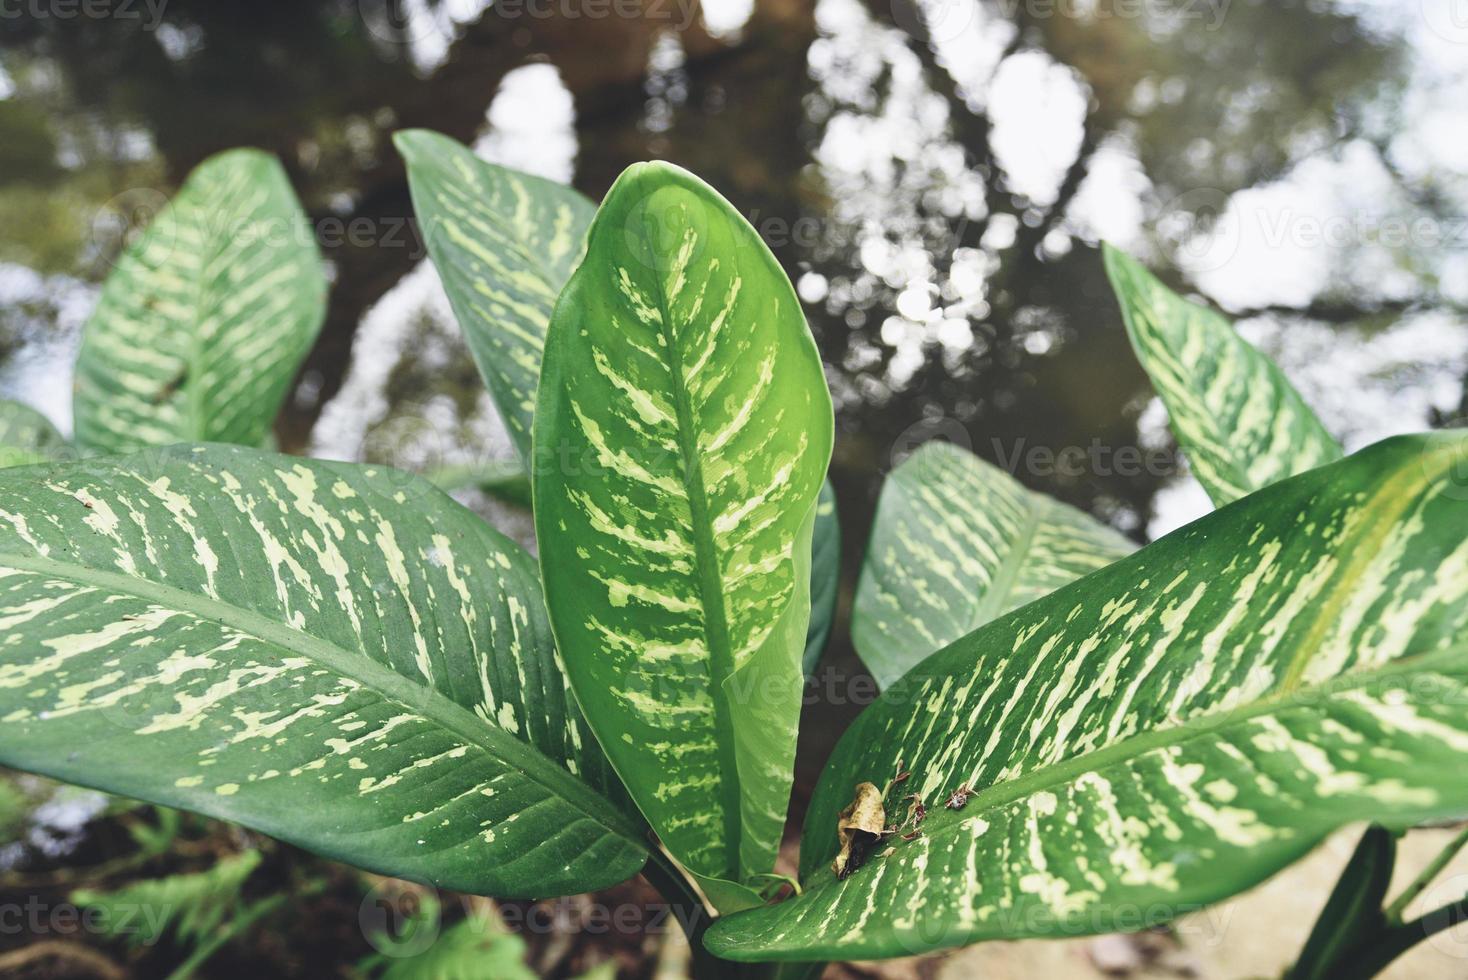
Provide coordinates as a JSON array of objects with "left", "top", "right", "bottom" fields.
[
  {"left": 533, "top": 162, "right": 833, "bottom": 894},
  {"left": 854, "top": 443, "right": 1134, "bottom": 690},
  {"left": 1103, "top": 244, "right": 1341, "bottom": 506},
  {"left": 0, "top": 445, "right": 644, "bottom": 898},
  {"left": 73, "top": 150, "right": 326, "bottom": 454},
  {"left": 707, "top": 433, "right": 1468, "bottom": 961}
]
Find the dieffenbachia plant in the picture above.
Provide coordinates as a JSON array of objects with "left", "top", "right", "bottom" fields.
[
  {"left": 2, "top": 136, "right": 1465, "bottom": 980},
  {"left": 1103, "top": 244, "right": 1467, "bottom": 978},
  {"left": 708, "top": 431, "right": 1468, "bottom": 961},
  {"left": 73, "top": 149, "right": 326, "bottom": 454},
  {"left": 398, "top": 133, "right": 842, "bottom": 676},
  {"left": 853, "top": 441, "right": 1134, "bottom": 689},
  {"left": 0, "top": 149, "right": 326, "bottom": 468},
  {"left": 531, "top": 161, "right": 833, "bottom": 908},
  {"left": 0, "top": 446, "right": 643, "bottom": 896}
]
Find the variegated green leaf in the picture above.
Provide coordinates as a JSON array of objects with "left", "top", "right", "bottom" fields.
[
  {"left": 707, "top": 433, "right": 1468, "bottom": 961},
  {"left": 1103, "top": 244, "right": 1341, "bottom": 505},
  {"left": 533, "top": 163, "right": 833, "bottom": 901},
  {"left": 1107, "top": 245, "right": 1402, "bottom": 966},
  {"left": 396, "top": 130, "right": 596, "bottom": 466},
  {"left": 73, "top": 150, "right": 326, "bottom": 454},
  {"left": 804, "top": 478, "right": 840, "bottom": 677},
  {"left": 395, "top": 130, "right": 839, "bottom": 672},
  {"left": 0, "top": 445, "right": 644, "bottom": 897},
  {"left": 428, "top": 454, "right": 840, "bottom": 678},
  {"left": 0, "top": 399, "right": 68, "bottom": 468},
  {"left": 854, "top": 443, "right": 1134, "bottom": 690}
]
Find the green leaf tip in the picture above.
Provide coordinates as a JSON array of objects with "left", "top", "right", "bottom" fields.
[
  {"left": 391, "top": 127, "right": 454, "bottom": 163},
  {"left": 1103, "top": 242, "right": 1340, "bottom": 506},
  {"left": 397, "top": 129, "right": 596, "bottom": 464}
]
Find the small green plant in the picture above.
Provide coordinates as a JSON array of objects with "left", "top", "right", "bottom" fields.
[
  {"left": 72, "top": 851, "right": 277, "bottom": 978},
  {"left": 0, "top": 131, "right": 1464, "bottom": 978}
]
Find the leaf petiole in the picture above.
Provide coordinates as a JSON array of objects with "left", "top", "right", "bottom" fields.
[{"left": 1383, "top": 824, "right": 1468, "bottom": 924}]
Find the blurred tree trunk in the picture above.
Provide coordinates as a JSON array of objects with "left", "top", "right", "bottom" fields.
[{"left": 280, "top": 0, "right": 815, "bottom": 450}]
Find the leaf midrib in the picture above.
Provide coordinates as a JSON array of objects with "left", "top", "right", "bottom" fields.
[
  {"left": 0, "top": 548, "right": 645, "bottom": 845},
  {"left": 939, "top": 442, "right": 1458, "bottom": 839},
  {"left": 169, "top": 157, "right": 272, "bottom": 445},
  {"left": 642, "top": 193, "right": 746, "bottom": 881},
  {"left": 1278, "top": 449, "right": 1440, "bottom": 691},
  {"left": 968, "top": 490, "right": 1042, "bottom": 629},
  {"left": 824, "top": 642, "right": 1465, "bottom": 894}
]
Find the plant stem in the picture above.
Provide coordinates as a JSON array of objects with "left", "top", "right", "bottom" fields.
[
  {"left": 641, "top": 851, "right": 823, "bottom": 980},
  {"left": 1384, "top": 825, "right": 1468, "bottom": 923},
  {"left": 1336, "top": 893, "right": 1468, "bottom": 980},
  {"left": 1288, "top": 824, "right": 1396, "bottom": 980},
  {"left": 642, "top": 849, "right": 729, "bottom": 980}
]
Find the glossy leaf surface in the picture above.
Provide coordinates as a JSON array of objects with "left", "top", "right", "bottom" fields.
[
  {"left": 431, "top": 455, "right": 840, "bottom": 670},
  {"left": 0, "top": 445, "right": 643, "bottom": 897},
  {"left": 534, "top": 163, "right": 833, "bottom": 894},
  {"left": 708, "top": 433, "right": 1468, "bottom": 960}
]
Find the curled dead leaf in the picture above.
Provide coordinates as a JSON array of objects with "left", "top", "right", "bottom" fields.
[{"left": 832, "top": 781, "right": 887, "bottom": 880}]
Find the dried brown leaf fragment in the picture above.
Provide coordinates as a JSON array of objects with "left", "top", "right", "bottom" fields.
[{"left": 832, "top": 781, "right": 888, "bottom": 880}]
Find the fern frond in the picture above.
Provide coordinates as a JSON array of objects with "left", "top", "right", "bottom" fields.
[{"left": 71, "top": 849, "right": 261, "bottom": 949}]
